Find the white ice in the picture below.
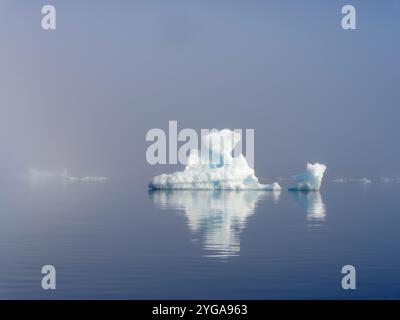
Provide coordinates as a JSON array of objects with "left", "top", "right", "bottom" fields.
[
  {"left": 28, "top": 168, "right": 108, "bottom": 183},
  {"left": 149, "top": 129, "right": 281, "bottom": 190},
  {"left": 332, "top": 177, "right": 372, "bottom": 185},
  {"left": 289, "top": 163, "right": 327, "bottom": 191},
  {"left": 28, "top": 168, "right": 77, "bottom": 182},
  {"left": 80, "top": 176, "right": 108, "bottom": 182},
  {"left": 381, "top": 177, "right": 400, "bottom": 183},
  {"left": 359, "top": 178, "right": 372, "bottom": 185}
]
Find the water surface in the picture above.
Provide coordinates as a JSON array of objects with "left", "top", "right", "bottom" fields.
[{"left": 0, "top": 178, "right": 399, "bottom": 299}]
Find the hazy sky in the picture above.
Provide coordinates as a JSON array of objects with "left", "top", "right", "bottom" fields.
[{"left": 0, "top": 0, "right": 399, "bottom": 183}]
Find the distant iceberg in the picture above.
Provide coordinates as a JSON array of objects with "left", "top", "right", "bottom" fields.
[
  {"left": 359, "top": 178, "right": 372, "bottom": 185},
  {"left": 289, "top": 163, "right": 327, "bottom": 191},
  {"left": 332, "top": 177, "right": 372, "bottom": 185},
  {"left": 28, "top": 168, "right": 77, "bottom": 182},
  {"left": 28, "top": 168, "right": 108, "bottom": 183},
  {"left": 149, "top": 129, "right": 281, "bottom": 190},
  {"left": 80, "top": 176, "right": 108, "bottom": 182},
  {"left": 381, "top": 177, "right": 400, "bottom": 183}
]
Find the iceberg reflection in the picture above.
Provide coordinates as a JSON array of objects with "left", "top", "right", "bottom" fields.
[
  {"left": 151, "top": 190, "right": 280, "bottom": 259},
  {"left": 291, "top": 191, "right": 326, "bottom": 224}
]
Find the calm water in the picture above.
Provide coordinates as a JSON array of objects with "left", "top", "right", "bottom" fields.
[{"left": 0, "top": 178, "right": 399, "bottom": 299}]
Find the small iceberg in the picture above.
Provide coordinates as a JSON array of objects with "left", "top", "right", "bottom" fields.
[
  {"left": 359, "top": 178, "right": 372, "bottom": 185},
  {"left": 381, "top": 177, "right": 400, "bottom": 183},
  {"left": 149, "top": 129, "right": 281, "bottom": 190},
  {"left": 332, "top": 177, "right": 372, "bottom": 185},
  {"left": 289, "top": 163, "right": 327, "bottom": 191},
  {"left": 80, "top": 176, "right": 108, "bottom": 182},
  {"left": 28, "top": 168, "right": 77, "bottom": 183},
  {"left": 28, "top": 168, "right": 108, "bottom": 183}
]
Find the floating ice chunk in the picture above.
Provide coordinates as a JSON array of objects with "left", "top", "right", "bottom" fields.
[
  {"left": 332, "top": 177, "right": 372, "bottom": 185},
  {"left": 60, "top": 169, "right": 79, "bottom": 182},
  {"left": 28, "top": 168, "right": 78, "bottom": 182},
  {"left": 381, "top": 177, "right": 400, "bottom": 183},
  {"left": 28, "top": 168, "right": 58, "bottom": 182},
  {"left": 149, "top": 129, "right": 281, "bottom": 190},
  {"left": 359, "top": 178, "right": 371, "bottom": 185},
  {"left": 289, "top": 163, "right": 327, "bottom": 191},
  {"left": 80, "top": 176, "right": 108, "bottom": 182},
  {"left": 28, "top": 168, "right": 107, "bottom": 183}
]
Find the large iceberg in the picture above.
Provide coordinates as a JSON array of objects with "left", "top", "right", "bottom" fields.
[
  {"left": 289, "top": 163, "right": 327, "bottom": 191},
  {"left": 149, "top": 129, "right": 281, "bottom": 190}
]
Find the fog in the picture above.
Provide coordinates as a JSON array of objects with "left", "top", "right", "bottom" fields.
[{"left": 1, "top": 0, "right": 399, "bottom": 184}]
